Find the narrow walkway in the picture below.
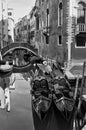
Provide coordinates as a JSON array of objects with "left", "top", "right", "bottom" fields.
[{"left": 0, "top": 75, "right": 34, "bottom": 130}]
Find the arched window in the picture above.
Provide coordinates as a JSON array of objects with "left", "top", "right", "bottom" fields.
[
  {"left": 36, "top": 16, "right": 39, "bottom": 30},
  {"left": 77, "top": 2, "right": 86, "bottom": 23},
  {"left": 58, "top": 2, "right": 63, "bottom": 26}
]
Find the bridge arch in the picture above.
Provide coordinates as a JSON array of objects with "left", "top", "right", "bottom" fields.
[
  {"left": 13, "top": 63, "right": 34, "bottom": 73},
  {"left": 1, "top": 42, "right": 38, "bottom": 56}
]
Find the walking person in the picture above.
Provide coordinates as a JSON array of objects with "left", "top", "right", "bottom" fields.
[
  {"left": 4, "top": 81, "right": 10, "bottom": 112},
  {"left": 4, "top": 61, "right": 13, "bottom": 112},
  {"left": 10, "top": 73, "right": 16, "bottom": 90},
  {"left": 0, "top": 77, "right": 5, "bottom": 109},
  {"left": 0, "top": 76, "right": 10, "bottom": 111}
]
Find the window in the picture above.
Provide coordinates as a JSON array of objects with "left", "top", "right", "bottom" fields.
[
  {"left": 24, "top": 25, "right": 27, "bottom": 30},
  {"left": 17, "top": 29, "right": 19, "bottom": 33},
  {"left": 42, "top": 0, "right": 44, "bottom": 3},
  {"left": 30, "top": 31, "right": 35, "bottom": 39},
  {"left": 46, "top": 35, "right": 49, "bottom": 44},
  {"left": 36, "top": 16, "right": 39, "bottom": 30},
  {"left": 8, "top": 12, "right": 12, "bottom": 16},
  {"left": 77, "top": 2, "right": 86, "bottom": 24},
  {"left": 46, "top": 8, "right": 49, "bottom": 27},
  {"left": 2, "top": 20, "right": 5, "bottom": 26},
  {"left": 58, "top": 35, "right": 62, "bottom": 45},
  {"left": 76, "top": 37, "right": 86, "bottom": 47},
  {"left": 58, "top": 2, "right": 63, "bottom": 26},
  {"left": 28, "top": 25, "right": 30, "bottom": 30},
  {"left": 47, "top": 8, "right": 49, "bottom": 15}
]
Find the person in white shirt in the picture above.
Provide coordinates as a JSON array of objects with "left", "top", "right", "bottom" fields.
[
  {"left": 4, "top": 85, "right": 10, "bottom": 112},
  {"left": 4, "top": 61, "right": 13, "bottom": 112},
  {"left": 10, "top": 73, "right": 16, "bottom": 90}
]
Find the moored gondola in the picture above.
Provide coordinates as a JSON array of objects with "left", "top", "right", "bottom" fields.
[
  {"left": 31, "top": 76, "right": 52, "bottom": 120},
  {"left": 30, "top": 62, "right": 77, "bottom": 130},
  {"left": 0, "top": 60, "right": 13, "bottom": 78},
  {"left": 53, "top": 77, "right": 75, "bottom": 120},
  {"left": 31, "top": 75, "right": 76, "bottom": 130}
]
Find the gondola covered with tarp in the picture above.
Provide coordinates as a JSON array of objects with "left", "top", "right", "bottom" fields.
[
  {"left": 0, "top": 60, "right": 13, "bottom": 78},
  {"left": 30, "top": 63, "right": 78, "bottom": 130},
  {"left": 65, "top": 62, "right": 86, "bottom": 130},
  {"left": 31, "top": 76, "right": 52, "bottom": 119}
]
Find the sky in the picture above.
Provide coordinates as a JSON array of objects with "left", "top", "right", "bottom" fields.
[{"left": 8, "top": 0, "right": 36, "bottom": 23}]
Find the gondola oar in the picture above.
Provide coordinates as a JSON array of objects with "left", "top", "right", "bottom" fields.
[
  {"left": 78, "top": 62, "right": 86, "bottom": 111},
  {"left": 74, "top": 74, "right": 79, "bottom": 100},
  {"left": 74, "top": 62, "right": 86, "bottom": 130}
]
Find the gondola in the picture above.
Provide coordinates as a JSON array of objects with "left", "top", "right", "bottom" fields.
[
  {"left": 30, "top": 67, "right": 76, "bottom": 130},
  {"left": 31, "top": 75, "right": 53, "bottom": 130},
  {"left": 0, "top": 66, "right": 13, "bottom": 78},
  {"left": 31, "top": 76, "right": 52, "bottom": 118},
  {"left": 0, "top": 60, "right": 13, "bottom": 78},
  {"left": 64, "top": 62, "right": 86, "bottom": 130},
  {"left": 30, "top": 61, "right": 86, "bottom": 130},
  {"left": 52, "top": 77, "right": 75, "bottom": 130}
]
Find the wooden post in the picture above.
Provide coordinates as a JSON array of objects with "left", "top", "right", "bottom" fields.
[
  {"left": 78, "top": 62, "right": 85, "bottom": 111},
  {"left": 74, "top": 74, "right": 79, "bottom": 100}
]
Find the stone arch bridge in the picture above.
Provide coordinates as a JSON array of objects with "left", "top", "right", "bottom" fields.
[
  {"left": 1, "top": 42, "right": 38, "bottom": 56},
  {"left": 1, "top": 42, "right": 38, "bottom": 73}
]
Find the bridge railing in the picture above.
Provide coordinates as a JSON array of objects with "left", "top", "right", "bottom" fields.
[{"left": 1, "top": 42, "right": 38, "bottom": 56}]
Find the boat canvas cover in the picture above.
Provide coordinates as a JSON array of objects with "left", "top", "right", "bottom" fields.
[{"left": 32, "top": 101, "right": 74, "bottom": 130}]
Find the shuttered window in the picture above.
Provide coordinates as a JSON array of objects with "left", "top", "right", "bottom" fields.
[
  {"left": 58, "top": 35, "right": 62, "bottom": 46},
  {"left": 58, "top": 2, "right": 63, "bottom": 26},
  {"left": 36, "top": 17, "right": 39, "bottom": 30}
]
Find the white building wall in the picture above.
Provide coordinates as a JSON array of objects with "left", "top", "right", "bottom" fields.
[
  {"left": 0, "top": 0, "right": 2, "bottom": 21},
  {"left": 0, "top": 0, "right": 8, "bottom": 48},
  {"left": 8, "top": 8, "right": 14, "bottom": 42},
  {"left": 21, "top": 16, "right": 28, "bottom": 42}
]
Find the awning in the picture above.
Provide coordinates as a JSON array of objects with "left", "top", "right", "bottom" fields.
[{"left": 76, "top": 33, "right": 86, "bottom": 40}]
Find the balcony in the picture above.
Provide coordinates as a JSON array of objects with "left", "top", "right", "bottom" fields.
[{"left": 75, "top": 24, "right": 86, "bottom": 35}]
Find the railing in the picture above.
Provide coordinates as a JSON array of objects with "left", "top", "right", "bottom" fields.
[
  {"left": 1, "top": 42, "right": 38, "bottom": 56},
  {"left": 76, "top": 24, "right": 86, "bottom": 35}
]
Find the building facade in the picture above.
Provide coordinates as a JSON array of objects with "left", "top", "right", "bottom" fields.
[
  {"left": 14, "top": 15, "right": 30, "bottom": 43},
  {"left": 21, "top": 15, "right": 28, "bottom": 42},
  {"left": 8, "top": 8, "right": 14, "bottom": 43},
  {"left": 0, "top": 0, "right": 8, "bottom": 48},
  {"left": 34, "top": 0, "right": 50, "bottom": 56},
  {"left": 70, "top": 0, "right": 86, "bottom": 63},
  {"left": 29, "top": 6, "right": 36, "bottom": 47},
  {"left": 14, "top": 19, "right": 22, "bottom": 42},
  {"left": 14, "top": 0, "right": 86, "bottom": 67},
  {"left": 34, "top": 0, "right": 86, "bottom": 67},
  {"left": 0, "top": 0, "right": 14, "bottom": 48}
]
